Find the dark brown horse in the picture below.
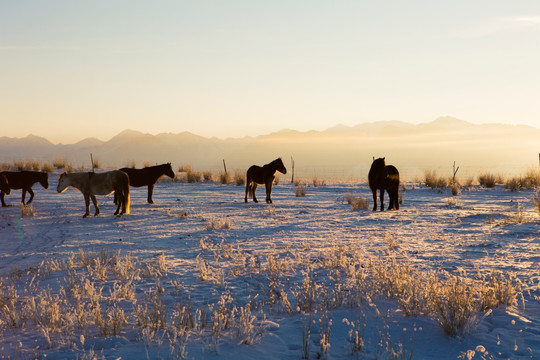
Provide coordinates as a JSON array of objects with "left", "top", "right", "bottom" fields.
[
  {"left": 368, "top": 157, "right": 400, "bottom": 211},
  {"left": 245, "top": 158, "right": 287, "bottom": 204},
  {"left": 0, "top": 174, "right": 10, "bottom": 195},
  {"left": 115, "top": 163, "right": 175, "bottom": 204},
  {"left": 0, "top": 171, "right": 49, "bottom": 207}
]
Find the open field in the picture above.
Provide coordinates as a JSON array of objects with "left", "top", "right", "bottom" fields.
[{"left": 0, "top": 174, "right": 538, "bottom": 359}]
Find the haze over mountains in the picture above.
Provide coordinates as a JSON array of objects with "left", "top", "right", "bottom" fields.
[{"left": 1, "top": 117, "right": 538, "bottom": 179}]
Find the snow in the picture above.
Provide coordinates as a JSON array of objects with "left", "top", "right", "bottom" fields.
[{"left": 0, "top": 174, "right": 538, "bottom": 359}]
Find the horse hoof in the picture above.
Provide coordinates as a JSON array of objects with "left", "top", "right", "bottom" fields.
[{"left": 83, "top": 214, "right": 89, "bottom": 218}]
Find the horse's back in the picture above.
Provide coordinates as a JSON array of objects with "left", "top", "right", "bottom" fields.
[
  {"left": 246, "top": 165, "right": 265, "bottom": 184},
  {"left": 385, "top": 165, "right": 400, "bottom": 187}
]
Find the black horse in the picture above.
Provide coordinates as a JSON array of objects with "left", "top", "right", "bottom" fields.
[
  {"left": 0, "top": 171, "right": 49, "bottom": 207},
  {"left": 115, "top": 163, "right": 175, "bottom": 204},
  {"left": 245, "top": 158, "right": 287, "bottom": 203},
  {"left": 0, "top": 174, "right": 10, "bottom": 195},
  {"left": 368, "top": 157, "right": 400, "bottom": 211}
]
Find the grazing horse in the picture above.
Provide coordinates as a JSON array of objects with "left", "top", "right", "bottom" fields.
[
  {"left": 115, "top": 163, "right": 175, "bottom": 204},
  {"left": 245, "top": 158, "right": 287, "bottom": 204},
  {"left": 0, "top": 171, "right": 49, "bottom": 207},
  {"left": 57, "top": 171, "right": 130, "bottom": 218},
  {"left": 368, "top": 157, "right": 400, "bottom": 211}
]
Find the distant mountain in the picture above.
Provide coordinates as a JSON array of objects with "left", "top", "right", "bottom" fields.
[{"left": 0, "top": 118, "right": 538, "bottom": 179}]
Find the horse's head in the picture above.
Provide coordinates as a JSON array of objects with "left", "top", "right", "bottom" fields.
[
  {"left": 370, "top": 157, "right": 388, "bottom": 177},
  {"left": 275, "top": 158, "right": 287, "bottom": 175},
  {"left": 56, "top": 172, "right": 69, "bottom": 193},
  {"left": 164, "top": 163, "right": 175, "bottom": 179},
  {"left": 40, "top": 172, "right": 49, "bottom": 189},
  {"left": 0, "top": 174, "right": 10, "bottom": 195}
]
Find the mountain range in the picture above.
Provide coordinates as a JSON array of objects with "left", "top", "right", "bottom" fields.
[{"left": 1, "top": 117, "right": 538, "bottom": 179}]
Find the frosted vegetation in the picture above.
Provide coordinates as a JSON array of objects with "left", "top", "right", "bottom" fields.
[{"left": 0, "top": 163, "right": 538, "bottom": 359}]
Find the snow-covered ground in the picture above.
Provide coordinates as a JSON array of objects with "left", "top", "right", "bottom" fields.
[{"left": 0, "top": 174, "right": 538, "bottom": 359}]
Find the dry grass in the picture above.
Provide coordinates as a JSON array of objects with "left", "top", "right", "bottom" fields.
[
  {"left": 505, "top": 169, "right": 540, "bottom": 191},
  {"left": 219, "top": 172, "right": 231, "bottom": 185},
  {"left": 205, "top": 216, "right": 233, "bottom": 230},
  {"left": 345, "top": 193, "right": 369, "bottom": 210},
  {"left": 295, "top": 184, "right": 306, "bottom": 197},
  {"left": 41, "top": 162, "right": 54, "bottom": 173},
  {"left": 424, "top": 171, "right": 448, "bottom": 188},
  {"left": 234, "top": 170, "right": 245, "bottom": 186},
  {"left": 0, "top": 232, "right": 524, "bottom": 358}
]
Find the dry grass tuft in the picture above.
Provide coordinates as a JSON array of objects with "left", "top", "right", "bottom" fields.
[
  {"left": 295, "top": 184, "right": 306, "bottom": 197},
  {"left": 234, "top": 170, "right": 245, "bottom": 186},
  {"left": 345, "top": 193, "right": 369, "bottom": 210},
  {"left": 424, "top": 171, "right": 447, "bottom": 188}
]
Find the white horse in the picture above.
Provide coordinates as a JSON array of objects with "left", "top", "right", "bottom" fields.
[{"left": 57, "top": 171, "right": 130, "bottom": 217}]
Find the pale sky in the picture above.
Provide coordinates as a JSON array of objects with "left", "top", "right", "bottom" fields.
[{"left": 1, "top": 1, "right": 540, "bottom": 143}]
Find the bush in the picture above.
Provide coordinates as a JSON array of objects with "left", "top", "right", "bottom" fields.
[
  {"left": 219, "top": 172, "right": 231, "bottom": 185},
  {"left": 41, "top": 162, "right": 54, "bottom": 173},
  {"left": 424, "top": 171, "right": 447, "bottom": 188},
  {"left": 478, "top": 173, "right": 496, "bottom": 188},
  {"left": 295, "top": 184, "right": 306, "bottom": 197},
  {"left": 345, "top": 193, "right": 369, "bottom": 210},
  {"left": 234, "top": 170, "right": 245, "bottom": 186}
]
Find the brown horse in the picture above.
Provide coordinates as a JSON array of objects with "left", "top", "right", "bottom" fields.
[
  {"left": 245, "top": 158, "right": 287, "bottom": 204},
  {"left": 0, "top": 171, "right": 49, "bottom": 207},
  {"left": 57, "top": 171, "right": 130, "bottom": 218},
  {"left": 116, "top": 163, "right": 175, "bottom": 204},
  {"left": 368, "top": 157, "right": 400, "bottom": 211}
]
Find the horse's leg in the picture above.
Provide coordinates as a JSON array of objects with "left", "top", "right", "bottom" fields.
[
  {"left": 147, "top": 184, "right": 154, "bottom": 204},
  {"left": 265, "top": 180, "right": 273, "bottom": 204},
  {"left": 26, "top": 188, "right": 35, "bottom": 205},
  {"left": 395, "top": 189, "right": 399, "bottom": 210},
  {"left": 372, "top": 189, "right": 377, "bottom": 211},
  {"left": 244, "top": 181, "right": 250, "bottom": 203},
  {"left": 379, "top": 188, "right": 385, "bottom": 211},
  {"left": 21, "top": 188, "right": 27, "bottom": 204},
  {"left": 91, "top": 195, "right": 99, "bottom": 216},
  {"left": 113, "top": 192, "right": 118, "bottom": 205},
  {"left": 115, "top": 195, "right": 123, "bottom": 215},
  {"left": 252, "top": 183, "right": 258, "bottom": 203},
  {"left": 0, "top": 191, "right": 7, "bottom": 207},
  {"left": 83, "top": 194, "right": 91, "bottom": 218}
]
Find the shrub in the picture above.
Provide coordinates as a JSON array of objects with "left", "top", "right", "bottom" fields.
[
  {"left": 345, "top": 193, "right": 369, "bottom": 210},
  {"left": 53, "top": 157, "right": 68, "bottom": 169},
  {"left": 295, "top": 184, "right": 306, "bottom": 197},
  {"left": 186, "top": 169, "right": 201, "bottom": 183},
  {"left": 41, "top": 162, "right": 54, "bottom": 173},
  {"left": 219, "top": 172, "right": 231, "bottom": 185},
  {"left": 233, "top": 170, "right": 245, "bottom": 186},
  {"left": 424, "top": 171, "right": 447, "bottom": 188},
  {"left": 478, "top": 173, "right": 496, "bottom": 188},
  {"left": 203, "top": 171, "right": 214, "bottom": 182}
]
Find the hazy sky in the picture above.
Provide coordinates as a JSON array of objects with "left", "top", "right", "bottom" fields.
[{"left": 1, "top": 1, "right": 540, "bottom": 143}]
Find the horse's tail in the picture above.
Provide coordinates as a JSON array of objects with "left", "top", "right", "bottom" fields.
[{"left": 121, "top": 172, "right": 130, "bottom": 214}]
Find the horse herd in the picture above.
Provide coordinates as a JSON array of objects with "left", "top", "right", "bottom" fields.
[{"left": 0, "top": 158, "right": 399, "bottom": 217}]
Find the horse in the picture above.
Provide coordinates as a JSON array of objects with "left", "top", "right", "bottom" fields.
[
  {"left": 0, "top": 171, "right": 49, "bottom": 207},
  {"left": 0, "top": 174, "right": 10, "bottom": 196},
  {"left": 115, "top": 163, "right": 175, "bottom": 204},
  {"left": 57, "top": 171, "right": 130, "bottom": 218},
  {"left": 368, "top": 157, "right": 400, "bottom": 211},
  {"left": 245, "top": 158, "right": 287, "bottom": 204}
]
